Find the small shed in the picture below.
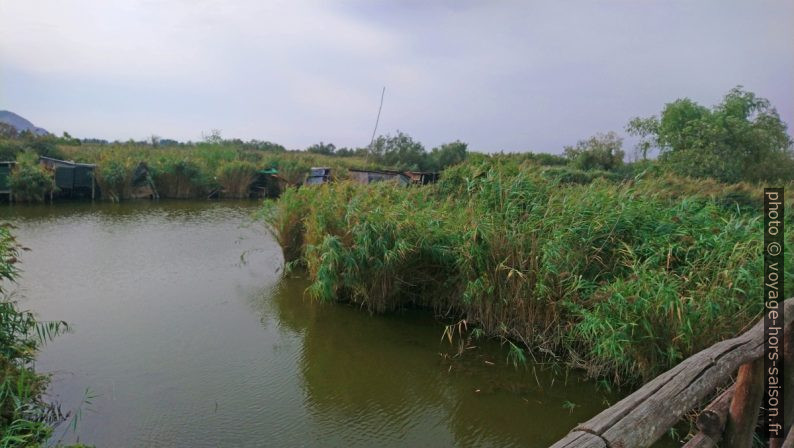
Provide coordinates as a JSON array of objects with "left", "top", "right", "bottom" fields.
[
  {"left": 0, "top": 161, "right": 15, "bottom": 200},
  {"left": 251, "top": 168, "right": 287, "bottom": 198},
  {"left": 405, "top": 171, "right": 439, "bottom": 185},
  {"left": 39, "top": 156, "right": 97, "bottom": 199},
  {"left": 306, "top": 167, "right": 331, "bottom": 185},
  {"left": 349, "top": 169, "right": 410, "bottom": 186}
]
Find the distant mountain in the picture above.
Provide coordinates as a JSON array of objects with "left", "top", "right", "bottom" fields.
[{"left": 0, "top": 110, "right": 49, "bottom": 136}]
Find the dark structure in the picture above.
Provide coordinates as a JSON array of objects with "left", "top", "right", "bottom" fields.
[
  {"left": 129, "top": 162, "right": 159, "bottom": 199},
  {"left": 0, "top": 161, "right": 14, "bottom": 201},
  {"left": 306, "top": 167, "right": 331, "bottom": 185},
  {"left": 405, "top": 171, "right": 439, "bottom": 185},
  {"left": 39, "top": 156, "right": 97, "bottom": 199},
  {"left": 251, "top": 168, "right": 287, "bottom": 198},
  {"left": 348, "top": 169, "right": 410, "bottom": 186}
]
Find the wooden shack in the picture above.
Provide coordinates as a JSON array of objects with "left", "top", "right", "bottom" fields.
[
  {"left": 306, "top": 167, "right": 331, "bottom": 185},
  {"left": 39, "top": 156, "right": 97, "bottom": 199},
  {"left": 251, "top": 168, "right": 287, "bottom": 198},
  {"left": 349, "top": 169, "right": 410, "bottom": 186},
  {"left": 405, "top": 171, "right": 439, "bottom": 185},
  {"left": 0, "top": 161, "right": 14, "bottom": 201}
]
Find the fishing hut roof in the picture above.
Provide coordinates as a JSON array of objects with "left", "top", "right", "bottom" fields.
[{"left": 38, "top": 156, "right": 96, "bottom": 168}]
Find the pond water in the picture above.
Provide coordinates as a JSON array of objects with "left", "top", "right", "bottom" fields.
[{"left": 2, "top": 200, "right": 619, "bottom": 447}]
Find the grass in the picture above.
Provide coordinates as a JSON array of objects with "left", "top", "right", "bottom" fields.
[
  {"left": 0, "top": 224, "right": 71, "bottom": 447},
  {"left": 263, "top": 156, "right": 793, "bottom": 385}
]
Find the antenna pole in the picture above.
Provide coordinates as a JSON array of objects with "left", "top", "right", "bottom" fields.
[{"left": 367, "top": 86, "right": 386, "bottom": 163}]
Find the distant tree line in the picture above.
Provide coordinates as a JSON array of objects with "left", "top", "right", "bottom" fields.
[{"left": 1, "top": 86, "right": 790, "bottom": 182}]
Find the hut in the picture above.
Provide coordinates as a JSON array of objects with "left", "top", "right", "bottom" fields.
[
  {"left": 405, "top": 171, "right": 439, "bottom": 185},
  {"left": 251, "top": 168, "right": 287, "bottom": 198},
  {"left": 0, "top": 161, "right": 14, "bottom": 201},
  {"left": 39, "top": 156, "right": 97, "bottom": 199},
  {"left": 129, "top": 162, "right": 159, "bottom": 199},
  {"left": 349, "top": 169, "right": 410, "bottom": 186},
  {"left": 306, "top": 167, "right": 331, "bottom": 185}
]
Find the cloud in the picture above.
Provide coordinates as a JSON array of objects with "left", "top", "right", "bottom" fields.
[{"left": 1, "top": 0, "right": 792, "bottom": 151}]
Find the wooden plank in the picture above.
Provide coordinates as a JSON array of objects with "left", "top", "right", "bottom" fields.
[
  {"left": 682, "top": 432, "right": 717, "bottom": 448},
  {"left": 723, "top": 359, "right": 764, "bottom": 448},
  {"left": 559, "top": 298, "right": 794, "bottom": 448},
  {"left": 548, "top": 431, "right": 606, "bottom": 448}
]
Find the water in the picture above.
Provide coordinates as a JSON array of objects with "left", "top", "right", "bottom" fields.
[{"left": 2, "top": 200, "right": 617, "bottom": 447}]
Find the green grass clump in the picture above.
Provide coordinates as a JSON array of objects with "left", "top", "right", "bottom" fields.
[{"left": 264, "top": 157, "right": 793, "bottom": 385}]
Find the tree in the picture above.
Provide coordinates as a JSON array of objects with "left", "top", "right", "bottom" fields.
[
  {"left": 369, "top": 131, "right": 429, "bottom": 170},
  {"left": 0, "top": 123, "right": 18, "bottom": 139},
  {"left": 306, "top": 142, "right": 336, "bottom": 155},
  {"left": 626, "top": 87, "right": 794, "bottom": 182},
  {"left": 202, "top": 129, "right": 223, "bottom": 145},
  {"left": 563, "top": 131, "right": 625, "bottom": 171},
  {"left": 429, "top": 141, "right": 468, "bottom": 171}
]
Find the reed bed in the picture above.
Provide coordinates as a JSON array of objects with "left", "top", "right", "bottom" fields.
[
  {"left": 0, "top": 225, "right": 69, "bottom": 447},
  {"left": 263, "top": 158, "right": 793, "bottom": 385},
  {"left": 58, "top": 143, "right": 370, "bottom": 200}
]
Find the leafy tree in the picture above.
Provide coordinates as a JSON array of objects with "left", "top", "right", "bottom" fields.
[
  {"left": 369, "top": 131, "right": 429, "bottom": 170},
  {"left": 0, "top": 123, "right": 18, "bottom": 139},
  {"left": 429, "top": 140, "right": 468, "bottom": 171},
  {"left": 20, "top": 133, "right": 63, "bottom": 159},
  {"left": 627, "top": 87, "right": 794, "bottom": 182},
  {"left": 563, "top": 131, "right": 625, "bottom": 171}
]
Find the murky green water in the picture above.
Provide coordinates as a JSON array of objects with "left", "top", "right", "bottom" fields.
[{"left": 2, "top": 200, "right": 619, "bottom": 447}]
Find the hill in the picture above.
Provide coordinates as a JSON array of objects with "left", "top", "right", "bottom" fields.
[{"left": 0, "top": 110, "right": 49, "bottom": 136}]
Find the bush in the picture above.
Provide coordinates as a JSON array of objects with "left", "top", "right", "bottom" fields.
[
  {"left": 216, "top": 160, "right": 257, "bottom": 198},
  {"left": 151, "top": 157, "right": 210, "bottom": 198},
  {"left": 9, "top": 153, "right": 54, "bottom": 203}
]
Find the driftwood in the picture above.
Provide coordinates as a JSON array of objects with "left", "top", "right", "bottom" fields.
[
  {"left": 551, "top": 298, "right": 793, "bottom": 448},
  {"left": 723, "top": 358, "right": 764, "bottom": 448}
]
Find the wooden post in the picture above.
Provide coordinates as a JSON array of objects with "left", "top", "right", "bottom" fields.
[
  {"left": 781, "top": 426, "right": 794, "bottom": 448},
  {"left": 772, "top": 321, "right": 794, "bottom": 448},
  {"left": 724, "top": 358, "right": 764, "bottom": 448}
]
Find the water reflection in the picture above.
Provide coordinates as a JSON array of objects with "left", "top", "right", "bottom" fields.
[{"left": 263, "top": 275, "right": 616, "bottom": 448}]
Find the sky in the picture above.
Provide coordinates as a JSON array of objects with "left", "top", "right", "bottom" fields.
[{"left": 1, "top": 0, "right": 792, "bottom": 154}]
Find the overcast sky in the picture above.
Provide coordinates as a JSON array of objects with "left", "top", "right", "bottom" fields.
[{"left": 1, "top": 1, "right": 792, "bottom": 153}]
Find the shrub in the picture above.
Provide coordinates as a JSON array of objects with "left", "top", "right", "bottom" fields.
[
  {"left": 9, "top": 153, "right": 53, "bottom": 203},
  {"left": 216, "top": 160, "right": 257, "bottom": 198}
]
